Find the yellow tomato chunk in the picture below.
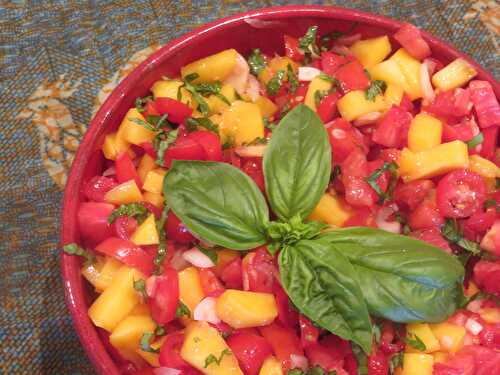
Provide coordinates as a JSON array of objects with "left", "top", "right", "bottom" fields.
[
  {"left": 432, "top": 58, "right": 477, "bottom": 91},
  {"left": 350, "top": 36, "right": 392, "bottom": 68},
  {"left": 401, "top": 353, "right": 434, "bottom": 375},
  {"left": 216, "top": 289, "right": 278, "bottom": 329},
  {"left": 181, "top": 321, "right": 243, "bottom": 375},
  {"left": 179, "top": 267, "right": 206, "bottom": 312},
  {"left": 304, "top": 76, "right": 333, "bottom": 111},
  {"left": 105, "top": 180, "right": 143, "bottom": 205},
  {"left": 117, "top": 108, "right": 156, "bottom": 146},
  {"left": 337, "top": 90, "right": 386, "bottom": 122},
  {"left": 259, "top": 356, "right": 283, "bottom": 375},
  {"left": 220, "top": 101, "right": 264, "bottom": 146},
  {"left": 433, "top": 352, "right": 449, "bottom": 364},
  {"left": 88, "top": 266, "right": 144, "bottom": 331},
  {"left": 405, "top": 323, "right": 441, "bottom": 353},
  {"left": 182, "top": 49, "right": 238, "bottom": 83},
  {"left": 408, "top": 113, "right": 443, "bottom": 152},
  {"left": 430, "top": 323, "right": 466, "bottom": 354},
  {"left": 308, "top": 193, "right": 353, "bottom": 227},
  {"left": 389, "top": 48, "right": 423, "bottom": 100},
  {"left": 131, "top": 214, "right": 159, "bottom": 246}
]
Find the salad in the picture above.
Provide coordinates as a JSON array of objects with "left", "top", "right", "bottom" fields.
[{"left": 64, "top": 22, "right": 500, "bottom": 375}]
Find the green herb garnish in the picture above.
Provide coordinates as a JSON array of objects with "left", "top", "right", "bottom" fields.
[
  {"left": 140, "top": 332, "right": 160, "bottom": 353},
  {"left": 108, "top": 203, "right": 150, "bottom": 224},
  {"left": 365, "top": 80, "right": 387, "bottom": 101},
  {"left": 175, "top": 300, "right": 191, "bottom": 318},
  {"left": 63, "top": 243, "right": 95, "bottom": 266},
  {"left": 442, "top": 219, "right": 482, "bottom": 255},
  {"left": 287, "top": 64, "right": 299, "bottom": 94},
  {"left": 153, "top": 204, "right": 170, "bottom": 275},
  {"left": 298, "top": 26, "right": 320, "bottom": 58},
  {"left": 266, "top": 70, "right": 286, "bottom": 96},
  {"left": 155, "top": 128, "right": 179, "bottom": 166},
  {"left": 405, "top": 333, "right": 427, "bottom": 352},
  {"left": 365, "top": 162, "right": 399, "bottom": 203},
  {"left": 466, "top": 132, "right": 484, "bottom": 149},
  {"left": 135, "top": 95, "right": 153, "bottom": 113},
  {"left": 248, "top": 49, "right": 266, "bottom": 76},
  {"left": 133, "top": 279, "right": 147, "bottom": 299},
  {"left": 186, "top": 117, "right": 220, "bottom": 134},
  {"left": 204, "top": 349, "right": 232, "bottom": 368}
]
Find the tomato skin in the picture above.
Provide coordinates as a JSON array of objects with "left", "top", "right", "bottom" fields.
[
  {"left": 274, "top": 283, "right": 299, "bottom": 328},
  {"left": 166, "top": 210, "right": 195, "bottom": 244},
  {"left": 393, "top": 179, "right": 434, "bottom": 211},
  {"left": 433, "top": 356, "right": 474, "bottom": 375},
  {"left": 378, "top": 321, "right": 405, "bottom": 355},
  {"left": 469, "top": 80, "right": 500, "bottom": 128},
  {"left": 187, "top": 131, "right": 223, "bottom": 161},
  {"left": 259, "top": 323, "right": 304, "bottom": 372},
  {"left": 478, "top": 323, "right": 500, "bottom": 349},
  {"left": 321, "top": 52, "right": 347, "bottom": 76},
  {"left": 463, "top": 208, "right": 496, "bottom": 239},
  {"left": 372, "top": 106, "right": 412, "bottom": 148},
  {"left": 242, "top": 247, "right": 276, "bottom": 293},
  {"left": 155, "top": 97, "right": 193, "bottom": 124},
  {"left": 240, "top": 157, "right": 265, "bottom": 192},
  {"left": 159, "top": 331, "right": 190, "bottom": 368},
  {"left": 77, "top": 202, "right": 115, "bottom": 245},
  {"left": 83, "top": 176, "right": 117, "bottom": 202},
  {"left": 408, "top": 199, "right": 444, "bottom": 230},
  {"left": 442, "top": 118, "right": 478, "bottom": 143},
  {"left": 284, "top": 35, "right": 304, "bottom": 62},
  {"left": 367, "top": 350, "right": 389, "bottom": 375},
  {"left": 199, "top": 268, "right": 225, "bottom": 297},
  {"left": 317, "top": 92, "right": 340, "bottom": 123},
  {"left": 410, "top": 228, "right": 452, "bottom": 253},
  {"left": 111, "top": 216, "right": 138, "bottom": 240},
  {"left": 480, "top": 126, "right": 499, "bottom": 161},
  {"left": 425, "top": 89, "right": 471, "bottom": 122},
  {"left": 326, "top": 118, "right": 368, "bottom": 164},
  {"left": 473, "top": 260, "right": 500, "bottom": 297},
  {"left": 220, "top": 257, "right": 243, "bottom": 289},
  {"left": 140, "top": 142, "right": 157, "bottom": 159},
  {"left": 305, "top": 343, "right": 344, "bottom": 372},
  {"left": 162, "top": 136, "right": 207, "bottom": 168},
  {"left": 341, "top": 149, "right": 377, "bottom": 207},
  {"left": 299, "top": 315, "right": 320, "bottom": 348},
  {"left": 115, "top": 152, "right": 142, "bottom": 188},
  {"left": 148, "top": 267, "right": 179, "bottom": 324},
  {"left": 393, "top": 23, "right": 431, "bottom": 60},
  {"left": 335, "top": 58, "right": 370, "bottom": 92},
  {"left": 457, "top": 345, "right": 500, "bottom": 375},
  {"left": 142, "top": 101, "right": 160, "bottom": 118},
  {"left": 344, "top": 207, "right": 377, "bottom": 227},
  {"left": 95, "top": 237, "right": 154, "bottom": 275},
  {"left": 436, "top": 170, "right": 487, "bottom": 218},
  {"left": 227, "top": 333, "right": 273, "bottom": 375}
]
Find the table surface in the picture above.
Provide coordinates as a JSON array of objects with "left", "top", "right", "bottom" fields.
[{"left": 0, "top": 1, "right": 498, "bottom": 373}]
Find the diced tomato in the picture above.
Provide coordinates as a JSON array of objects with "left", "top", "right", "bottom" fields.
[
  {"left": 223, "top": 148, "right": 242, "bottom": 168},
  {"left": 162, "top": 135, "right": 207, "bottom": 168},
  {"left": 367, "top": 159, "right": 390, "bottom": 193},
  {"left": 457, "top": 345, "right": 500, "bottom": 375},
  {"left": 321, "top": 52, "right": 348, "bottom": 76},
  {"left": 210, "top": 321, "right": 234, "bottom": 338},
  {"left": 344, "top": 207, "right": 377, "bottom": 227},
  {"left": 326, "top": 118, "right": 368, "bottom": 164},
  {"left": 187, "top": 131, "right": 223, "bottom": 161},
  {"left": 317, "top": 92, "right": 340, "bottom": 123},
  {"left": 115, "top": 152, "right": 142, "bottom": 188},
  {"left": 111, "top": 216, "right": 138, "bottom": 240},
  {"left": 480, "top": 127, "right": 499, "bottom": 161},
  {"left": 259, "top": 323, "right": 304, "bottom": 372},
  {"left": 155, "top": 97, "right": 193, "bottom": 124},
  {"left": 77, "top": 202, "right": 114, "bottom": 245},
  {"left": 159, "top": 331, "right": 190, "bottom": 369},
  {"left": 367, "top": 349, "right": 389, "bottom": 375},
  {"left": 436, "top": 170, "right": 487, "bottom": 218},
  {"left": 478, "top": 322, "right": 500, "bottom": 349},
  {"left": 442, "top": 118, "right": 478, "bottom": 143},
  {"left": 274, "top": 282, "right": 299, "bottom": 328},
  {"left": 473, "top": 260, "right": 500, "bottom": 297},
  {"left": 83, "top": 176, "right": 117, "bottom": 202},
  {"left": 142, "top": 101, "right": 160, "bottom": 118},
  {"left": 463, "top": 208, "right": 496, "bottom": 239},
  {"left": 433, "top": 355, "right": 475, "bottom": 375},
  {"left": 372, "top": 106, "right": 412, "bottom": 148},
  {"left": 220, "top": 257, "right": 243, "bottom": 289},
  {"left": 199, "top": 268, "right": 225, "bottom": 297},
  {"left": 140, "top": 201, "right": 162, "bottom": 219},
  {"left": 95, "top": 237, "right": 154, "bottom": 275},
  {"left": 341, "top": 149, "right": 377, "bottom": 207},
  {"left": 305, "top": 343, "right": 344, "bottom": 372},
  {"left": 408, "top": 199, "right": 444, "bottom": 230},
  {"left": 393, "top": 179, "right": 434, "bottom": 211},
  {"left": 410, "top": 228, "right": 452, "bottom": 253},
  {"left": 334, "top": 58, "right": 370, "bottom": 92},
  {"left": 425, "top": 89, "right": 471, "bottom": 122},
  {"left": 227, "top": 332, "right": 273, "bottom": 375},
  {"left": 299, "top": 315, "right": 320, "bottom": 348},
  {"left": 288, "top": 82, "right": 309, "bottom": 109},
  {"left": 140, "top": 142, "right": 157, "bottom": 159},
  {"left": 469, "top": 80, "right": 500, "bottom": 128},
  {"left": 284, "top": 35, "right": 304, "bottom": 62},
  {"left": 148, "top": 267, "right": 179, "bottom": 324},
  {"left": 129, "top": 368, "right": 155, "bottom": 375},
  {"left": 378, "top": 148, "right": 401, "bottom": 163},
  {"left": 378, "top": 321, "right": 405, "bottom": 355},
  {"left": 166, "top": 210, "right": 195, "bottom": 244},
  {"left": 242, "top": 247, "right": 276, "bottom": 293},
  {"left": 240, "top": 157, "right": 265, "bottom": 192},
  {"left": 394, "top": 23, "right": 431, "bottom": 60}
]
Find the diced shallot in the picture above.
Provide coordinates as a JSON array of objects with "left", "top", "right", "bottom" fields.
[
  {"left": 290, "top": 354, "right": 309, "bottom": 371},
  {"left": 182, "top": 247, "right": 215, "bottom": 268},
  {"left": 154, "top": 368, "right": 182, "bottom": 375},
  {"left": 465, "top": 318, "right": 484, "bottom": 335},
  {"left": 376, "top": 206, "right": 401, "bottom": 234},
  {"left": 298, "top": 67, "right": 321, "bottom": 81},
  {"left": 420, "top": 60, "right": 435, "bottom": 102},
  {"left": 467, "top": 299, "right": 484, "bottom": 313},
  {"left": 223, "top": 52, "right": 250, "bottom": 95},
  {"left": 245, "top": 74, "right": 261, "bottom": 102},
  {"left": 145, "top": 275, "right": 157, "bottom": 297},
  {"left": 102, "top": 166, "right": 116, "bottom": 177},
  {"left": 234, "top": 145, "right": 267, "bottom": 157},
  {"left": 353, "top": 111, "right": 383, "bottom": 126},
  {"left": 193, "top": 297, "right": 220, "bottom": 324},
  {"left": 169, "top": 249, "right": 190, "bottom": 271}
]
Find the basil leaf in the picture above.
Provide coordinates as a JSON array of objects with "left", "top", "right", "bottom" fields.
[
  {"left": 466, "top": 132, "right": 484, "bottom": 149},
  {"left": 248, "top": 49, "right": 266, "bottom": 76},
  {"left": 442, "top": 219, "right": 481, "bottom": 255},
  {"left": 164, "top": 160, "right": 269, "bottom": 250},
  {"left": 266, "top": 70, "right": 285, "bottom": 96},
  {"left": 279, "top": 239, "right": 373, "bottom": 354},
  {"left": 365, "top": 80, "right": 387, "bottom": 101},
  {"left": 319, "top": 227, "right": 465, "bottom": 322},
  {"left": 263, "top": 104, "right": 331, "bottom": 221}
]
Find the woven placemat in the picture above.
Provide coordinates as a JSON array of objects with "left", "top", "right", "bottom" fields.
[{"left": 0, "top": 1, "right": 498, "bottom": 374}]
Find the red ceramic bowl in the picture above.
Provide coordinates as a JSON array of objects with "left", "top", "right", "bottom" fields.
[{"left": 61, "top": 5, "right": 500, "bottom": 374}]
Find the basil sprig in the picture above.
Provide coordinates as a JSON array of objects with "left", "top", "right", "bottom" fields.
[{"left": 163, "top": 104, "right": 465, "bottom": 354}]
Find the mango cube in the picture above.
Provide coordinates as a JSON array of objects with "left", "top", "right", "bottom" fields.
[
  {"left": 308, "top": 193, "right": 353, "bottom": 227},
  {"left": 259, "top": 356, "right": 283, "bottom": 375},
  {"left": 305, "top": 76, "right": 333, "bottom": 111},
  {"left": 429, "top": 323, "right": 466, "bottom": 354},
  {"left": 350, "top": 36, "right": 392, "bottom": 68},
  {"left": 137, "top": 154, "right": 157, "bottom": 184},
  {"left": 182, "top": 49, "right": 238, "bottom": 83},
  {"left": 408, "top": 113, "right": 443, "bottom": 152},
  {"left": 216, "top": 289, "right": 278, "bottom": 329},
  {"left": 105, "top": 180, "right": 143, "bottom": 205},
  {"left": 468, "top": 154, "right": 500, "bottom": 178},
  {"left": 102, "top": 132, "right": 135, "bottom": 161},
  {"left": 389, "top": 48, "right": 423, "bottom": 100},
  {"left": 142, "top": 168, "right": 166, "bottom": 194},
  {"left": 369, "top": 60, "right": 410, "bottom": 94},
  {"left": 337, "top": 90, "right": 387, "bottom": 121},
  {"left": 88, "top": 266, "right": 144, "bottom": 331},
  {"left": 401, "top": 353, "right": 434, "bottom": 375},
  {"left": 255, "top": 96, "right": 278, "bottom": 118},
  {"left": 220, "top": 101, "right": 264, "bottom": 146},
  {"left": 117, "top": 108, "right": 156, "bottom": 146},
  {"left": 432, "top": 58, "right": 477, "bottom": 91},
  {"left": 151, "top": 79, "right": 195, "bottom": 109},
  {"left": 179, "top": 267, "right": 206, "bottom": 312},
  {"left": 82, "top": 256, "right": 122, "bottom": 293},
  {"left": 143, "top": 191, "right": 164, "bottom": 208},
  {"left": 398, "top": 141, "right": 469, "bottom": 182},
  {"left": 110, "top": 314, "right": 156, "bottom": 353},
  {"left": 181, "top": 321, "right": 243, "bottom": 375},
  {"left": 405, "top": 323, "right": 441, "bottom": 353},
  {"left": 479, "top": 308, "right": 500, "bottom": 324},
  {"left": 384, "top": 83, "right": 405, "bottom": 108},
  {"left": 268, "top": 56, "right": 299, "bottom": 75},
  {"left": 137, "top": 336, "right": 165, "bottom": 367},
  {"left": 433, "top": 352, "right": 449, "bottom": 364},
  {"left": 206, "top": 84, "right": 237, "bottom": 114},
  {"left": 131, "top": 214, "right": 159, "bottom": 246}
]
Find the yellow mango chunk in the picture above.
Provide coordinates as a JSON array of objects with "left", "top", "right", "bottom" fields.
[
  {"left": 151, "top": 79, "right": 196, "bottom": 109},
  {"left": 220, "top": 101, "right": 264, "bottom": 146},
  {"left": 182, "top": 49, "right": 238, "bottom": 83},
  {"left": 350, "top": 36, "right": 392, "bottom": 68},
  {"left": 433, "top": 352, "right": 449, "bottom": 364},
  {"left": 131, "top": 303, "right": 151, "bottom": 316},
  {"left": 258, "top": 67, "right": 274, "bottom": 86},
  {"left": 131, "top": 214, "right": 159, "bottom": 246},
  {"left": 255, "top": 96, "right": 278, "bottom": 118},
  {"left": 398, "top": 141, "right": 469, "bottom": 182},
  {"left": 137, "top": 154, "right": 157, "bottom": 184},
  {"left": 82, "top": 256, "right": 122, "bottom": 293},
  {"left": 259, "top": 356, "right": 283, "bottom": 375},
  {"left": 181, "top": 321, "right": 243, "bottom": 375},
  {"left": 430, "top": 323, "right": 466, "bottom": 354},
  {"left": 105, "top": 180, "right": 143, "bottom": 205},
  {"left": 214, "top": 250, "right": 240, "bottom": 276},
  {"left": 117, "top": 108, "right": 156, "bottom": 146},
  {"left": 405, "top": 323, "right": 441, "bottom": 353},
  {"left": 369, "top": 60, "right": 410, "bottom": 94},
  {"left": 206, "top": 84, "right": 237, "bottom": 114},
  {"left": 389, "top": 48, "right": 423, "bottom": 100},
  {"left": 179, "top": 267, "right": 206, "bottom": 312},
  {"left": 305, "top": 76, "right": 333, "bottom": 111},
  {"left": 384, "top": 83, "right": 404, "bottom": 108},
  {"left": 137, "top": 336, "right": 165, "bottom": 367},
  {"left": 401, "top": 353, "right": 434, "bottom": 375},
  {"left": 88, "top": 266, "right": 144, "bottom": 331},
  {"left": 143, "top": 191, "right": 164, "bottom": 208},
  {"left": 408, "top": 113, "right": 443, "bottom": 152},
  {"left": 102, "top": 132, "right": 135, "bottom": 161},
  {"left": 432, "top": 58, "right": 477, "bottom": 91},
  {"left": 337, "top": 90, "right": 387, "bottom": 122},
  {"left": 216, "top": 289, "right": 278, "bottom": 329},
  {"left": 268, "top": 56, "right": 299, "bottom": 75},
  {"left": 464, "top": 280, "right": 480, "bottom": 298},
  {"left": 479, "top": 308, "right": 500, "bottom": 324},
  {"left": 110, "top": 314, "right": 156, "bottom": 353},
  {"left": 308, "top": 193, "right": 353, "bottom": 227},
  {"left": 469, "top": 154, "right": 500, "bottom": 178},
  {"left": 142, "top": 168, "right": 166, "bottom": 194}
]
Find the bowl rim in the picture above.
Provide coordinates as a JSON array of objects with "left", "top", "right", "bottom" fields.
[{"left": 60, "top": 4, "right": 500, "bottom": 374}]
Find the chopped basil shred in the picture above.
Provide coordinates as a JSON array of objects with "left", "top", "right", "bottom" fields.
[
  {"left": 466, "top": 132, "right": 484, "bottom": 148},
  {"left": 298, "top": 26, "right": 320, "bottom": 58},
  {"left": 153, "top": 205, "right": 170, "bottom": 275},
  {"left": 318, "top": 72, "right": 339, "bottom": 86},
  {"left": 140, "top": 332, "right": 160, "bottom": 353},
  {"left": 441, "top": 219, "right": 482, "bottom": 255},
  {"left": 204, "top": 349, "right": 232, "bottom": 368},
  {"left": 133, "top": 279, "right": 147, "bottom": 299},
  {"left": 484, "top": 198, "right": 500, "bottom": 212},
  {"left": 63, "top": 243, "right": 95, "bottom": 266},
  {"left": 186, "top": 116, "right": 219, "bottom": 134},
  {"left": 247, "top": 48, "right": 266, "bottom": 76},
  {"left": 129, "top": 116, "right": 157, "bottom": 132},
  {"left": 266, "top": 70, "right": 286, "bottom": 96},
  {"left": 364, "top": 161, "right": 399, "bottom": 203},
  {"left": 135, "top": 95, "right": 153, "bottom": 113},
  {"left": 405, "top": 333, "right": 427, "bottom": 352},
  {"left": 314, "top": 90, "right": 329, "bottom": 107},
  {"left": 389, "top": 352, "right": 404, "bottom": 374},
  {"left": 175, "top": 300, "right": 191, "bottom": 318},
  {"left": 287, "top": 64, "right": 299, "bottom": 94},
  {"left": 242, "top": 136, "right": 267, "bottom": 146},
  {"left": 351, "top": 344, "right": 368, "bottom": 375},
  {"left": 365, "top": 79, "right": 387, "bottom": 101},
  {"left": 196, "top": 244, "right": 219, "bottom": 264},
  {"left": 108, "top": 203, "right": 150, "bottom": 224},
  {"left": 155, "top": 128, "right": 179, "bottom": 167}
]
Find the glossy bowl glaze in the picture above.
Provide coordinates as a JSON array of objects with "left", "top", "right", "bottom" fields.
[{"left": 61, "top": 5, "right": 500, "bottom": 374}]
